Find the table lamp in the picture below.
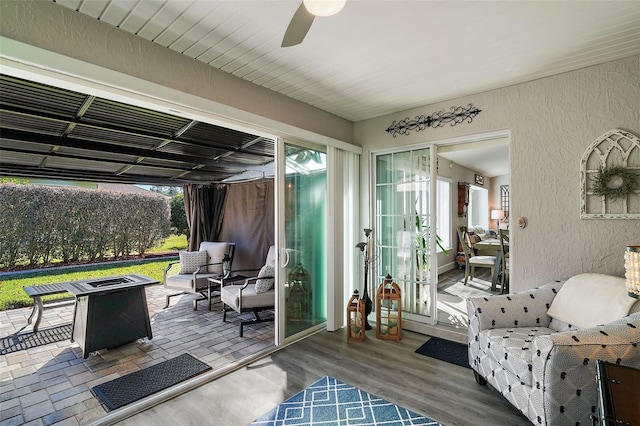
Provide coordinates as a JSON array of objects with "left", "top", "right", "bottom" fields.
[
  {"left": 491, "top": 209, "right": 505, "bottom": 231},
  {"left": 625, "top": 246, "right": 640, "bottom": 298}
]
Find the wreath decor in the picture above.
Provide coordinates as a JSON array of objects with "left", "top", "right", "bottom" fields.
[{"left": 592, "top": 166, "right": 639, "bottom": 200}]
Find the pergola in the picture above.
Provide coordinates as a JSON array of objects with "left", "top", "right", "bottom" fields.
[{"left": 0, "top": 74, "right": 275, "bottom": 186}]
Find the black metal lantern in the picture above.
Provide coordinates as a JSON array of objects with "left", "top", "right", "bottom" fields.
[{"left": 222, "top": 253, "right": 232, "bottom": 278}]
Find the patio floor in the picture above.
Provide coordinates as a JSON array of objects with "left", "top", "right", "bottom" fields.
[{"left": 0, "top": 285, "right": 275, "bottom": 426}]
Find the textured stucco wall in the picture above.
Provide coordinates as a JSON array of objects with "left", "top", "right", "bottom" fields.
[
  {"left": 0, "top": 0, "right": 353, "bottom": 145},
  {"left": 355, "top": 56, "right": 640, "bottom": 292}
]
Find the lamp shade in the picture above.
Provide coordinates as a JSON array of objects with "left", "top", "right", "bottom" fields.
[
  {"left": 491, "top": 209, "right": 505, "bottom": 220},
  {"left": 625, "top": 246, "right": 640, "bottom": 298},
  {"left": 303, "top": 0, "right": 346, "bottom": 16}
]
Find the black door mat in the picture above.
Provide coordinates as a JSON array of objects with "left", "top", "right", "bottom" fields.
[
  {"left": 415, "top": 336, "right": 471, "bottom": 369},
  {"left": 0, "top": 323, "right": 71, "bottom": 355},
  {"left": 92, "top": 353, "right": 212, "bottom": 411}
]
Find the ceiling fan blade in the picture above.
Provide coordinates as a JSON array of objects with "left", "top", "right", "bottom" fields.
[{"left": 281, "top": 2, "right": 315, "bottom": 47}]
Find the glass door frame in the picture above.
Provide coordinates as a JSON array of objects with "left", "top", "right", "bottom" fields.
[
  {"left": 371, "top": 143, "right": 439, "bottom": 326},
  {"left": 370, "top": 130, "right": 511, "bottom": 328},
  {"left": 275, "top": 137, "right": 328, "bottom": 346}
]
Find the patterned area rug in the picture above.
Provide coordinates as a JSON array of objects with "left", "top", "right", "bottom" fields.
[
  {"left": 92, "top": 353, "right": 211, "bottom": 411},
  {"left": 0, "top": 323, "right": 71, "bottom": 355},
  {"left": 250, "top": 376, "right": 443, "bottom": 425}
]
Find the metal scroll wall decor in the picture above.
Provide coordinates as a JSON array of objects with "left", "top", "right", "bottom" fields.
[
  {"left": 385, "top": 104, "right": 481, "bottom": 137},
  {"left": 581, "top": 129, "right": 640, "bottom": 219}
]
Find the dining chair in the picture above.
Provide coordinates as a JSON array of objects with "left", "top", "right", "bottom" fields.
[
  {"left": 457, "top": 226, "right": 496, "bottom": 285},
  {"left": 499, "top": 229, "right": 510, "bottom": 293}
]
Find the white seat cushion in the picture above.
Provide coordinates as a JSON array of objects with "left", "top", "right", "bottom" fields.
[
  {"left": 480, "top": 327, "right": 554, "bottom": 386},
  {"left": 165, "top": 273, "right": 215, "bottom": 291},
  {"left": 221, "top": 284, "right": 274, "bottom": 310},
  {"left": 470, "top": 256, "right": 495, "bottom": 266}
]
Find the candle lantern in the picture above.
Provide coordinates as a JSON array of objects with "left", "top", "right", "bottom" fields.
[
  {"left": 347, "top": 290, "right": 365, "bottom": 341},
  {"left": 376, "top": 274, "right": 402, "bottom": 340},
  {"left": 288, "top": 281, "right": 307, "bottom": 320}
]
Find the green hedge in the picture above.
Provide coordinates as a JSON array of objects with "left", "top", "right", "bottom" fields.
[{"left": 0, "top": 184, "right": 170, "bottom": 268}]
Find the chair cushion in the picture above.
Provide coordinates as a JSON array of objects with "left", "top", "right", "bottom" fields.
[
  {"left": 469, "top": 255, "right": 495, "bottom": 266},
  {"left": 265, "top": 245, "right": 276, "bottom": 265},
  {"left": 255, "top": 262, "right": 275, "bottom": 293},
  {"left": 480, "top": 327, "right": 554, "bottom": 386},
  {"left": 221, "top": 284, "right": 274, "bottom": 310},
  {"left": 547, "top": 273, "right": 636, "bottom": 329},
  {"left": 199, "top": 241, "right": 229, "bottom": 274},
  {"left": 179, "top": 250, "right": 208, "bottom": 274},
  {"left": 165, "top": 273, "right": 214, "bottom": 291}
]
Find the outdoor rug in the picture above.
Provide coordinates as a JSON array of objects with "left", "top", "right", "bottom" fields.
[
  {"left": 415, "top": 337, "right": 470, "bottom": 369},
  {"left": 250, "top": 375, "right": 443, "bottom": 425},
  {"left": 92, "top": 353, "right": 211, "bottom": 411},
  {"left": 0, "top": 323, "right": 71, "bottom": 355}
]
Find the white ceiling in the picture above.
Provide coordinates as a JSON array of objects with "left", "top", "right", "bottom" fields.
[
  {"left": 438, "top": 137, "right": 509, "bottom": 178},
  {"left": 48, "top": 0, "right": 640, "bottom": 177},
  {"left": 52, "top": 0, "right": 640, "bottom": 123}
]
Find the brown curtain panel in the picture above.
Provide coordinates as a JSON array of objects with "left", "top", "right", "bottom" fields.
[
  {"left": 217, "top": 179, "right": 275, "bottom": 271},
  {"left": 183, "top": 183, "right": 229, "bottom": 251}
]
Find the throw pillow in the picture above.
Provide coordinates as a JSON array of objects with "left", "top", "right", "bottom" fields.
[
  {"left": 546, "top": 273, "right": 636, "bottom": 329},
  {"left": 179, "top": 250, "right": 208, "bottom": 274},
  {"left": 255, "top": 262, "right": 275, "bottom": 294}
]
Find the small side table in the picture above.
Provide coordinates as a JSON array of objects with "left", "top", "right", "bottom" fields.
[
  {"left": 207, "top": 274, "right": 247, "bottom": 311},
  {"left": 594, "top": 360, "right": 640, "bottom": 425}
]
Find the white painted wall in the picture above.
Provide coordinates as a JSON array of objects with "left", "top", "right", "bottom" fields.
[{"left": 356, "top": 56, "right": 640, "bottom": 292}]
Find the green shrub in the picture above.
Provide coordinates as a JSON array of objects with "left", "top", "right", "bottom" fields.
[
  {"left": 170, "top": 193, "right": 188, "bottom": 235},
  {"left": 0, "top": 183, "right": 170, "bottom": 268}
]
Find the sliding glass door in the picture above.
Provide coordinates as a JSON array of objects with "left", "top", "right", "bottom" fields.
[
  {"left": 374, "top": 148, "right": 437, "bottom": 323},
  {"left": 277, "top": 140, "right": 327, "bottom": 343}
]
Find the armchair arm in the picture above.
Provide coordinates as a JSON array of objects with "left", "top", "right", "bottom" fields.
[
  {"left": 163, "top": 261, "right": 180, "bottom": 283},
  {"left": 164, "top": 260, "right": 180, "bottom": 273},
  {"left": 237, "top": 275, "right": 275, "bottom": 309},
  {"left": 529, "top": 312, "right": 640, "bottom": 425}
]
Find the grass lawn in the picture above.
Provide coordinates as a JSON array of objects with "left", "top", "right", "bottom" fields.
[
  {"left": 149, "top": 234, "right": 188, "bottom": 253},
  {"left": 0, "top": 258, "right": 174, "bottom": 311}
]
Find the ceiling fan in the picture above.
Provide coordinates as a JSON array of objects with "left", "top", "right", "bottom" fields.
[{"left": 281, "top": 0, "right": 347, "bottom": 47}]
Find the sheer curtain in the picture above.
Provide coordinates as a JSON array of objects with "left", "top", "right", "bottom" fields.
[
  {"left": 327, "top": 148, "right": 360, "bottom": 331},
  {"left": 183, "top": 184, "right": 228, "bottom": 251}
]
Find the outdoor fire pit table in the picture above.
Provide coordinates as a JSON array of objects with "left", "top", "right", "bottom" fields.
[{"left": 64, "top": 274, "right": 158, "bottom": 358}]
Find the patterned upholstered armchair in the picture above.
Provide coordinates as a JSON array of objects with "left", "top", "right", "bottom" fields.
[{"left": 467, "top": 275, "right": 640, "bottom": 425}]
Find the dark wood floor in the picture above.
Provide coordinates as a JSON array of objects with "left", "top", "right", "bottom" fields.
[{"left": 117, "top": 328, "right": 530, "bottom": 426}]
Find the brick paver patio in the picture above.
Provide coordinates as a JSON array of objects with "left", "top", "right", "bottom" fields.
[{"left": 0, "top": 285, "right": 275, "bottom": 426}]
